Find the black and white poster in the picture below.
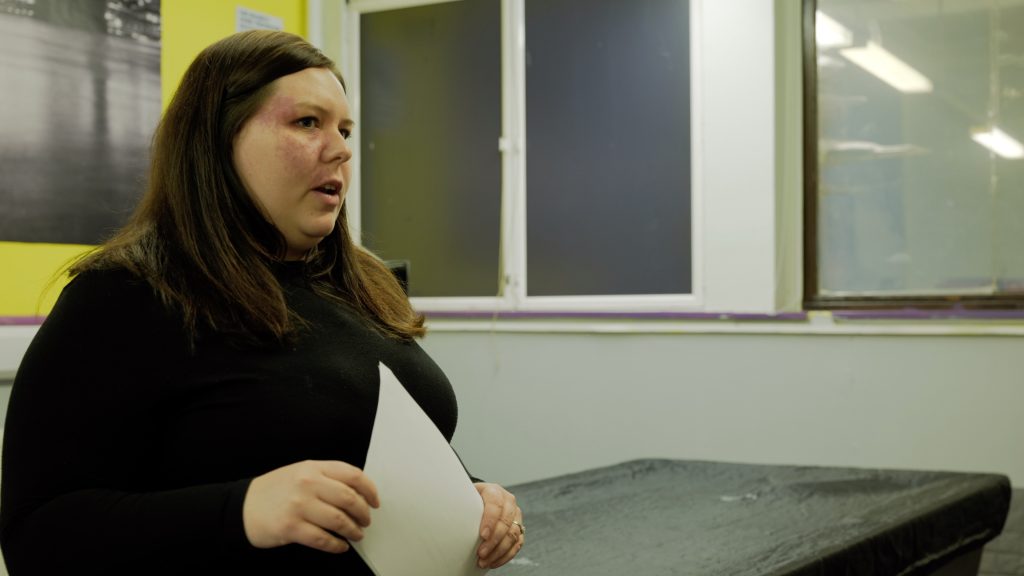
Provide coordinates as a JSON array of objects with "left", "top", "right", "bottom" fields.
[{"left": 0, "top": 0, "right": 161, "bottom": 245}]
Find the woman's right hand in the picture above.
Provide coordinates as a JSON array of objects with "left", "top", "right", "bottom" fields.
[{"left": 242, "top": 460, "right": 380, "bottom": 553}]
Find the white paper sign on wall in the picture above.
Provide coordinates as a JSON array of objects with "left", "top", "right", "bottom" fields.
[{"left": 236, "top": 6, "right": 283, "bottom": 32}]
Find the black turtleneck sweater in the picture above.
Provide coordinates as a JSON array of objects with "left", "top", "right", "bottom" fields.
[{"left": 0, "top": 265, "right": 461, "bottom": 575}]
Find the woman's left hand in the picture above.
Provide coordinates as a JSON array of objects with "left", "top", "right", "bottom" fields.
[{"left": 474, "top": 482, "right": 524, "bottom": 569}]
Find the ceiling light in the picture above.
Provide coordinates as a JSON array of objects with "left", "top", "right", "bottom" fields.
[
  {"left": 972, "top": 127, "right": 1024, "bottom": 159},
  {"left": 840, "top": 41, "right": 933, "bottom": 93},
  {"left": 816, "top": 12, "right": 853, "bottom": 49}
]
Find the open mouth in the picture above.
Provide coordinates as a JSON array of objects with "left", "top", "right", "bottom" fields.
[{"left": 315, "top": 184, "right": 340, "bottom": 196}]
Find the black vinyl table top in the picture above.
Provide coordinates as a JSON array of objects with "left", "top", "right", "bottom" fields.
[{"left": 496, "top": 459, "right": 1011, "bottom": 576}]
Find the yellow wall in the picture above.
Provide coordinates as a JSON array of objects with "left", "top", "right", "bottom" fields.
[
  {"left": 0, "top": 243, "right": 95, "bottom": 318},
  {"left": 1, "top": 1, "right": 306, "bottom": 318},
  {"left": 162, "top": 1, "right": 307, "bottom": 107}
]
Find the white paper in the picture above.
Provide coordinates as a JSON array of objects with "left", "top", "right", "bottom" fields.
[
  {"left": 352, "top": 363, "right": 488, "bottom": 576},
  {"left": 235, "top": 6, "right": 283, "bottom": 32}
]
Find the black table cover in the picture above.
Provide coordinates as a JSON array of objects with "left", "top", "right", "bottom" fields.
[{"left": 496, "top": 459, "right": 1011, "bottom": 576}]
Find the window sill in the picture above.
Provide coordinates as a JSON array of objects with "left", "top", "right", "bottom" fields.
[{"left": 422, "top": 309, "right": 1024, "bottom": 336}]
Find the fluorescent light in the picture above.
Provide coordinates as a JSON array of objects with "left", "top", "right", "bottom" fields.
[
  {"left": 840, "top": 41, "right": 933, "bottom": 93},
  {"left": 816, "top": 11, "right": 852, "bottom": 49},
  {"left": 972, "top": 127, "right": 1024, "bottom": 159}
]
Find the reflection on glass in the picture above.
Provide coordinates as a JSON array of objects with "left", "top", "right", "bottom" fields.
[
  {"left": 971, "top": 127, "right": 1024, "bottom": 159},
  {"left": 816, "top": 11, "right": 853, "bottom": 49},
  {"left": 816, "top": 0, "right": 1024, "bottom": 296},
  {"left": 839, "top": 41, "right": 933, "bottom": 93}
]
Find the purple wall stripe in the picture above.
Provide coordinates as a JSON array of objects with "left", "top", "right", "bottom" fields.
[{"left": 0, "top": 317, "right": 46, "bottom": 326}]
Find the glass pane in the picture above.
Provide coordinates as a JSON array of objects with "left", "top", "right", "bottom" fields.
[
  {"left": 360, "top": 0, "right": 502, "bottom": 297},
  {"left": 525, "top": 0, "right": 692, "bottom": 296},
  {"left": 816, "top": 0, "right": 1024, "bottom": 296}
]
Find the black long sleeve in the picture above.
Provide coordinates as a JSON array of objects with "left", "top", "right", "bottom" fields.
[{"left": 1, "top": 266, "right": 461, "bottom": 575}]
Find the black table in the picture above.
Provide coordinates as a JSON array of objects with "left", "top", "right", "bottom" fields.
[{"left": 496, "top": 459, "right": 1011, "bottom": 576}]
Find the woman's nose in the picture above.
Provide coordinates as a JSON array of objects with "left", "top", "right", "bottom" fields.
[{"left": 325, "top": 129, "right": 352, "bottom": 164}]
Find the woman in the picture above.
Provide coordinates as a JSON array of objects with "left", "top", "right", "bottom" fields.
[{"left": 0, "top": 30, "right": 523, "bottom": 575}]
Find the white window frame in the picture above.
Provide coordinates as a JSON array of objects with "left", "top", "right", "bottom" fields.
[{"left": 313, "top": 0, "right": 793, "bottom": 317}]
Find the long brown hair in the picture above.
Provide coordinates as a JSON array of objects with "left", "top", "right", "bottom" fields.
[{"left": 72, "top": 30, "right": 424, "bottom": 344}]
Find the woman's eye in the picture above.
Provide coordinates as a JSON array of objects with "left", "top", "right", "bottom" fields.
[
  {"left": 297, "top": 117, "right": 318, "bottom": 129},
  {"left": 340, "top": 128, "right": 352, "bottom": 140}
]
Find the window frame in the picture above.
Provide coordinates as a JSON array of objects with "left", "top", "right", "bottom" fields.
[
  {"left": 342, "top": 0, "right": 704, "bottom": 314},
  {"left": 322, "top": 0, "right": 795, "bottom": 318},
  {"left": 801, "top": 0, "right": 1024, "bottom": 312}
]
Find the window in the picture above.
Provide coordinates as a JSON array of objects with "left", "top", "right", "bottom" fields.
[
  {"left": 806, "top": 0, "right": 1024, "bottom": 309},
  {"left": 350, "top": 0, "right": 694, "bottom": 311}
]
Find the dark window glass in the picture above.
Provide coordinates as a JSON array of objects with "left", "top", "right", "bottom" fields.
[
  {"left": 360, "top": 0, "right": 502, "bottom": 297},
  {"left": 525, "top": 0, "right": 692, "bottom": 296}
]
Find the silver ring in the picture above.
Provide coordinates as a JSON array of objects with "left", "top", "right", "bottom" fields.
[{"left": 511, "top": 520, "right": 525, "bottom": 537}]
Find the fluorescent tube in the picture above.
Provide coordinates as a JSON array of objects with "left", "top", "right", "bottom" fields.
[
  {"left": 840, "top": 41, "right": 933, "bottom": 93},
  {"left": 816, "top": 12, "right": 853, "bottom": 49},
  {"left": 972, "top": 127, "right": 1024, "bottom": 159}
]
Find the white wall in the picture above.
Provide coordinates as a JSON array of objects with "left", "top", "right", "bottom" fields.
[
  {"left": 428, "top": 329, "right": 1024, "bottom": 488},
  {"left": 0, "top": 327, "right": 35, "bottom": 383},
  {"left": 4, "top": 321, "right": 1021, "bottom": 488}
]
